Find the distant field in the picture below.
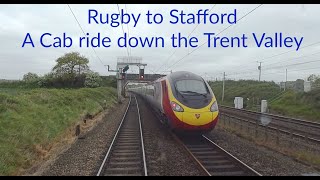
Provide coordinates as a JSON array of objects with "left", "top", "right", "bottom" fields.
[{"left": 0, "top": 87, "right": 117, "bottom": 175}]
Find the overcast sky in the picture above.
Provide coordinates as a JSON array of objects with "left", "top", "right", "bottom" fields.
[{"left": 1, "top": 4, "right": 320, "bottom": 82}]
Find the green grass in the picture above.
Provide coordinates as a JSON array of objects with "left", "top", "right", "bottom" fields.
[
  {"left": 209, "top": 80, "right": 282, "bottom": 109},
  {"left": 0, "top": 81, "right": 39, "bottom": 89},
  {"left": 0, "top": 87, "right": 117, "bottom": 175},
  {"left": 209, "top": 80, "right": 320, "bottom": 122},
  {"left": 270, "top": 90, "right": 320, "bottom": 121}
]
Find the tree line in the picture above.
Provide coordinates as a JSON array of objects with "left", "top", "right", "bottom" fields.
[{"left": 22, "top": 52, "right": 112, "bottom": 88}]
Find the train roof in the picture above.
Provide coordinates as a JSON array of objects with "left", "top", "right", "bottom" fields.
[
  {"left": 167, "top": 71, "right": 203, "bottom": 81},
  {"left": 151, "top": 71, "right": 204, "bottom": 84}
]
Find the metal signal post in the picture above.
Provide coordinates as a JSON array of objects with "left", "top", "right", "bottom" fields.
[{"left": 108, "top": 56, "right": 147, "bottom": 103}]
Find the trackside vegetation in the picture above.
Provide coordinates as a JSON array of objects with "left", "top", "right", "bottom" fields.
[
  {"left": 270, "top": 90, "right": 320, "bottom": 121},
  {"left": 0, "top": 52, "right": 118, "bottom": 175},
  {"left": 0, "top": 87, "right": 117, "bottom": 175},
  {"left": 209, "top": 80, "right": 320, "bottom": 122}
]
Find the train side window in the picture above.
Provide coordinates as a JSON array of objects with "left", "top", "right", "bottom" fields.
[
  {"left": 147, "top": 85, "right": 154, "bottom": 96},
  {"left": 152, "top": 84, "right": 156, "bottom": 97}
]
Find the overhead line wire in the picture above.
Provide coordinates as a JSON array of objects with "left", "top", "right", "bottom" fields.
[
  {"left": 117, "top": 4, "right": 130, "bottom": 57},
  {"left": 165, "top": 4, "right": 263, "bottom": 71},
  {"left": 67, "top": 4, "right": 108, "bottom": 70},
  {"left": 154, "top": 4, "right": 217, "bottom": 73},
  {"left": 125, "top": 4, "right": 132, "bottom": 56}
]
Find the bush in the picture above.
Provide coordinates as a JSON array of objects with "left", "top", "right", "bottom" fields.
[
  {"left": 38, "top": 72, "right": 86, "bottom": 88},
  {"left": 23, "top": 73, "right": 39, "bottom": 83},
  {"left": 84, "top": 72, "right": 102, "bottom": 88},
  {"left": 100, "top": 76, "right": 117, "bottom": 88}
]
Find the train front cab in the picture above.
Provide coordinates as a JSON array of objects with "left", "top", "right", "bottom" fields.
[{"left": 161, "top": 73, "right": 219, "bottom": 133}]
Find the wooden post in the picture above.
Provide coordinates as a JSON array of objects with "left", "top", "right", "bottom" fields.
[{"left": 75, "top": 124, "right": 80, "bottom": 136}]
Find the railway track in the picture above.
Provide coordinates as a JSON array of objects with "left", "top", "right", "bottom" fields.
[
  {"left": 220, "top": 105, "right": 320, "bottom": 142},
  {"left": 97, "top": 95, "right": 147, "bottom": 176},
  {"left": 174, "top": 134, "right": 262, "bottom": 176}
]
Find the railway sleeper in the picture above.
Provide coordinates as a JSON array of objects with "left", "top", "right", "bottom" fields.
[
  {"left": 109, "top": 157, "right": 140, "bottom": 162},
  {"left": 210, "top": 171, "right": 246, "bottom": 176},
  {"left": 201, "top": 160, "right": 230, "bottom": 165},
  {"left": 105, "top": 167, "right": 142, "bottom": 174},
  {"left": 109, "top": 161, "right": 141, "bottom": 168}
]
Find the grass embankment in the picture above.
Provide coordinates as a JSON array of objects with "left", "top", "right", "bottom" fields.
[
  {"left": 0, "top": 87, "right": 117, "bottom": 175},
  {"left": 209, "top": 80, "right": 281, "bottom": 109},
  {"left": 209, "top": 80, "right": 320, "bottom": 122},
  {"left": 270, "top": 89, "right": 320, "bottom": 121}
]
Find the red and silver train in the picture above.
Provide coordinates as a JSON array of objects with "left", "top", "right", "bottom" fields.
[{"left": 130, "top": 71, "right": 219, "bottom": 133}]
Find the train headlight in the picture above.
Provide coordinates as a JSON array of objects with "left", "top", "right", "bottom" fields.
[
  {"left": 171, "top": 101, "right": 184, "bottom": 112},
  {"left": 210, "top": 101, "right": 219, "bottom": 112}
]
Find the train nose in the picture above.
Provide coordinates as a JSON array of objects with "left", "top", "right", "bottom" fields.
[{"left": 183, "top": 111, "right": 214, "bottom": 126}]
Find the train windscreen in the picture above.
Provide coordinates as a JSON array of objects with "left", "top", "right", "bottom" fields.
[{"left": 175, "top": 80, "right": 209, "bottom": 95}]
